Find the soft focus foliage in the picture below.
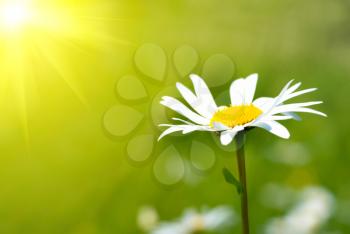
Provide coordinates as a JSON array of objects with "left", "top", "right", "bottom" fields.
[{"left": 0, "top": 0, "right": 349, "bottom": 233}]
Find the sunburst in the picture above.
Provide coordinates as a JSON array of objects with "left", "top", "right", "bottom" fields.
[{"left": 0, "top": 0, "right": 129, "bottom": 144}]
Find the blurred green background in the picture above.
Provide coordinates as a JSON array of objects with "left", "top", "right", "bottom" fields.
[{"left": 0, "top": 0, "right": 349, "bottom": 233}]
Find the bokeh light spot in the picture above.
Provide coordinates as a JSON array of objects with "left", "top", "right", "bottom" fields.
[
  {"left": 153, "top": 145, "right": 185, "bottom": 185},
  {"left": 127, "top": 134, "right": 154, "bottom": 162},
  {"left": 116, "top": 75, "right": 148, "bottom": 101},
  {"left": 103, "top": 105, "right": 144, "bottom": 137},
  {"left": 173, "top": 45, "right": 199, "bottom": 77},
  {"left": 202, "top": 54, "right": 235, "bottom": 87},
  {"left": 134, "top": 43, "right": 167, "bottom": 82},
  {"left": 190, "top": 141, "right": 216, "bottom": 171}
]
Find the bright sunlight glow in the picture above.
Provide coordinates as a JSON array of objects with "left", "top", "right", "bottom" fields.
[
  {"left": 1, "top": 3, "right": 31, "bottom": 29},
  {"left": 0, "top": 1, "right": 126, "bottom": 143}
]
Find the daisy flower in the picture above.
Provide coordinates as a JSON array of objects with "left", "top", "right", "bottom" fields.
[
  {"left": 137, "top": 206, "right": 159, "bottom": 232},
  {"left": 158, "top": 73, "right": 325, "bottom": 234},
  {"left": 265, "top": 187, "right": 335, "bottom": 234},
  {"left": 158, "top": 73, "right": 326, "bottom": 145},
  {"left": 151, "top": 206, "right": 235, "bottom": 234}
]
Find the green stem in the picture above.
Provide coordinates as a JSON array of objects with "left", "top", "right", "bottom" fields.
[{"left": 235, "top": 131, "right": 250, "bottom": 234}]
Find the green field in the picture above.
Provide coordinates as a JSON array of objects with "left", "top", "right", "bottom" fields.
[{"left": 0, "top": 0, "right": 349, "bottom": 233}]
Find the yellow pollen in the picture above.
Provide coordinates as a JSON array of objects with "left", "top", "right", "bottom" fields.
[
  {"left": 210, "top": 104, "right": 262, "bottom": 128},
  {"left": 190, "top": 215, "right": 205, "bottom": 232}
]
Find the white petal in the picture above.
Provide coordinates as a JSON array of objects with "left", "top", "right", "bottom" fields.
[
  {"left": 176, "top": 81, "right": 217, "bottom": 119},
  {"left": 189, "top": 74, "right": 218, "bottom": 114},
  {"left": 281, "top": 88, "right": 317, "bottom": 103},
  {"left": 286, "top": 82, "right": 302, "bottom": 95},
  {"left": 264, "top": 115, "right": 294, "bottom": 121},
  {"left": 253, "top": 80, "right": 295, "bottom": 121},
  {"left": 249, "top": 114, "right": 293, "bottom": 124},
  {"left": 274, "top": 80, "right": 295, "bottom": 105},
  {"left": 283, "top": 112, "right": 302, "bottom": 121},
  {"left": 220, "top": 131, "right": 235, "bottom": 145},
  {"left": 160, "top": 96, "right": 210, "bottom": 125},
  {"left": 244, "top": 73, "right": 258, "bottom": 104},
  {"left": 158, "top": 124, "right": 215, "bottom": 141},
  {"left": 158, "top": 124, "right": 175, "bottom": 127},
  {"left": 172, "top": 117, "right": 196, "bottom": 125},
  {"left": 278, "top": 80, "right": 295, "bottom": 97},
  {"left": 254, "top": 80, "right": 325, "bottom": 124},
  {"left": 160, "top": 123, "right": 215, "bottom": 131},
  {"left": 230, "top": 78, "right": 245, "bottom": 106},
  {"left": 291, "top": 107, "right": 327, "bottom": 117},
  {"left": 219, "top": 126, "right": 244, "bottom": 145},
  {"left": 269, "top": 101, "right": 323, "bottom": 115},
  {"left": 182, "top": 126, "right": 198, "bottom": 134},
  {"left": 212, "top": 122, "right": 230, "bottom": 131},
  {"left": 158, "top": 126, "right": 182, "bottom": 141},
  {"left": 175, "top": 82, "right": 197, "bottom": 106},
  {"left": 252, "top": 97, "right": 275, "bottom": 112},
  {"left": 230, "top": 74, "right": 258, "bottom": 106},
  {"left": 252, "top": 120, "right": 290, "bottom": 139}
]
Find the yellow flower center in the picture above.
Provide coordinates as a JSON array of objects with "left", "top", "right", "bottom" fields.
[
  {"left": 210, "top": 104, "right": 262, "bottom": 128},
  {"left": 190, "top": 215, "right": 204, "bottom": 232}
]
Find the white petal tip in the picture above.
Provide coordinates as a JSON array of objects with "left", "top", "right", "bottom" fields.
[
  {"left": 220, "top": 139, "right": 232, "bottom": 146},
  {"left": 247, "top": 73, "right": 258, "bottom": 79},
  {"left": 220, "top": 135, "right": 233, "bottom": 146},
  {"left": 175, "top": 82, "right": 186, "bottom": 89},
  {"left": 157, "top": 136, "right": 163, "bottom": 141},
  {"left": 282, "top": 134, "right": 290, "bottom": 139},
  {"left": 189, "top": 74, "right": 199, "bottom": 79}
]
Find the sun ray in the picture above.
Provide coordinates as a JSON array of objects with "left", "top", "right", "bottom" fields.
[
  {"left": 32, "top": 36, "right": 91, "bottom": 109},
  {"left": 0, "top": 0, "right": 131, "bottom": 143},
  {"left": 1, "top": 35, "right": 32, "bottom": 148}
]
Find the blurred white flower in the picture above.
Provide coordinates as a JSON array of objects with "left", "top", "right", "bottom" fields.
[
  {"left": 265, "top": 187, "right": 335, "bottom": 234},
  {"left": 151, "top": 206, "right": 235, "bottom": 234},
  {"left": 137, "top": 206, "right": 159, "bottom": 232},
  {"left": 159, "top": 73, "right": 326, "bottom": 145}
]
